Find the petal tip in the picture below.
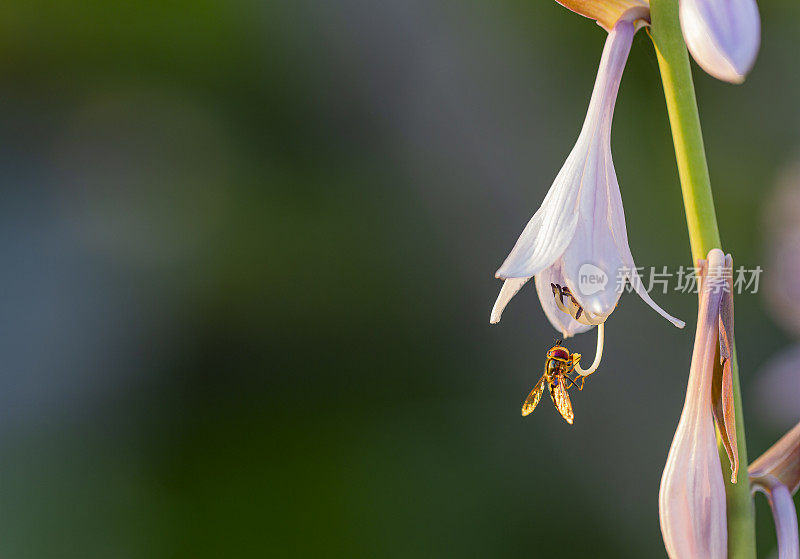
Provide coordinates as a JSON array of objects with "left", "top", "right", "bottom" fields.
[{"left": 490, "top": 277, "right": 531, "bottom": 325}]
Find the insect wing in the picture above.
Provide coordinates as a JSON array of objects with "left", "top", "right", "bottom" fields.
[
  {"left": 551, "top": 375, "right": 574, "bottom": 424},
  {"left": 521, "top": 376, "right": 546, "bottom": 417}
]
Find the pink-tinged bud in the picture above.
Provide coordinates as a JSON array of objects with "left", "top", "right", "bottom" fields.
[
  {"left": 556, "top": 0, "right": 650, "bottom": 31},
  {"left": 679, "top": 0, "right": 761, "bottom": 84},
  {"left": 749, "top": 422, "right": 800, "bottom": 559},
  {"left": 659, "top": 249, "right": 733, "bottom": 559},
  {"left": 750, "top": 421, "right": 800, "bottom": 498}
]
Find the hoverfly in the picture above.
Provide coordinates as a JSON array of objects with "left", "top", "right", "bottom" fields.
[
  {"left": 551, "top": 283, "right": 606, "bottom": 325},
  {"left": 521, "top": 341, "right": 585, "bottom": 424}
]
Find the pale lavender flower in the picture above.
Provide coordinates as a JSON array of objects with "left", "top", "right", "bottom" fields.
[
  {"left": 757, "top": 484, "right": 800, "bottom": 559},
  {"left": 659, "top": 249, "right": 736, "bottom": 559},
  {"left": 680, "top": 0, "right": 761, "bottom": 84},
  {"left": 749, "top": 422, "right": 800, "bottom": 559},
  {"left": 490, "top": 20, "right": 684, "bottom": 338}
]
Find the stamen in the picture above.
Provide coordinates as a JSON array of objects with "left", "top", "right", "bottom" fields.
[{"left": 573, "top": 323, "right": 604, "bottom": 377}]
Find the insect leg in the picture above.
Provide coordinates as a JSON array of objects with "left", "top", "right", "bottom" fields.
[
  {"left": 564, "top": 374, "right": 585, "bottom": 391},
  {"left": 561, "top": 354, "right": 586, "bottom": 390},
  {"left": 565, "top": 353, "right": 582, "bottom": 374}
]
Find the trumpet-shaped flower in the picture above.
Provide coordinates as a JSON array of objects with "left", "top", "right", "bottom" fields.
[
  {"left": 680, "top": 0, "right": 761, "bottom": 84},
  {"left": 659, "top": 249, "right": 738, "bottom": 559},
  {"left": 490, "top": 20, "right": 684, "bottom": 337}
]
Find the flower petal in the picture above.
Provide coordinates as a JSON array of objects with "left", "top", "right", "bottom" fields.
[
  {"left": 750, "top": 422, "right": 800, "bottom": 559},
  {"left": 751, "top": 481, "right": 800, "bottom": 559},
  {"left": 750, "top": 421, "right": 800, "bottom": 495},
  {"left": 560, "top": 139, "right": 626, "bottom": 318},
  {"left": 494, "top": 175, "right": 580, "bottom": 280},
  {"left": 490, "top": 277, "right": 530, "bottom": 324},
  {"left": 495, "top": 21, "right": 635, "bottom": 282},
  {"left": 627, "top": 263, "right": 686, "bottom": 328},
  {"left": 555, "top": 21, "right": 634, "bottom": 318},
  {"left": 768, "top": 484, "right": 799, "bottom": 559}
]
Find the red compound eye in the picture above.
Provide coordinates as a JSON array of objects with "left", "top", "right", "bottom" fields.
[{"left": 548, "top": 347, "right": 569, "bottom": 360}]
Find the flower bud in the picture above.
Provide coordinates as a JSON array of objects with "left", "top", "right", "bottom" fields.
[
  {"left": 659, "top": 249, "right": 733, "bottom": 559},
  {"left": 680, "top": 0, "right": 761, "bottom": 83}
]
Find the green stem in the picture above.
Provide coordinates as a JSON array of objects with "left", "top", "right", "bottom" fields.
[{"left": 648, "top": 0, "right": 756, "bottom": 557}]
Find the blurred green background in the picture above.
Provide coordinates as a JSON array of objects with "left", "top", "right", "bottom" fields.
[{"left": 0, "top": 1, "right": 798, "bottom": 557}]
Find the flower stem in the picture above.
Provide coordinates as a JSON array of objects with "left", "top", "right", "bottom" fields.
[{"left": 648, "top": 0, "right": 756, "bottom": 557}]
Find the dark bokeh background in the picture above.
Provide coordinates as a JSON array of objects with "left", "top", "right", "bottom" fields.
[{"left": 0, "top": 1, "right": 798, "bottom": 557}]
